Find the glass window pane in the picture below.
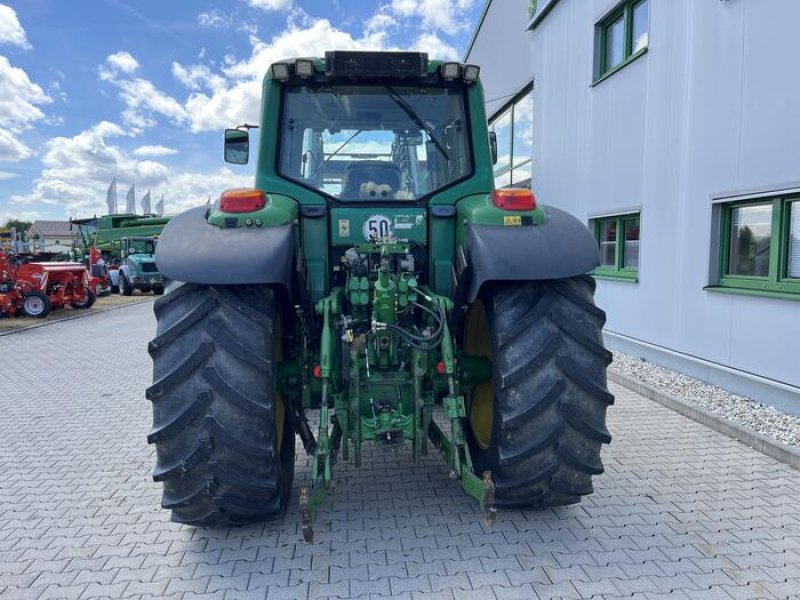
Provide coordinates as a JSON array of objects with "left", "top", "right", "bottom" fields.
[
  {"left": 605, "top": 15, "right": 625, "bottom": 71},
  {"left": 599, "top": 220, "right": 617, "bottom": 266},
  {"left": 494, "top": 171, "right": 511, "bottom": 189},
  {"left": 491, "top": 110, "right": 512, "bottom": 176},
  {"left": 279, "top": 84, "right": 471, "bottom": 201},
  {"left": 623, "top": 217, "right": 640, "bottom": 269},
  {"left": 511, "top": 161, "right": 531, "bottom": 187},
  {"left": 511, "top": 91, "right": 533, "bottom": 169},
  {"left": 632, "top": 0, "right": 649, "bottom": 53},
  {"left": 789, "top": 201, "right": 800, "bottom": 278},
  {"left": 727, "top": 204, "right": 772, "bottom": 277}
]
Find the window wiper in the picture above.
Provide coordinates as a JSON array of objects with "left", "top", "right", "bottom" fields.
[
  {"left": 309, "top": 129, "right": 362, "bottom": 180},
  {"left": 384, "top": 85, "right": 449, "bottom": 160}
]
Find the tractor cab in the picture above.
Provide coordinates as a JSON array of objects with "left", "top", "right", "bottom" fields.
[{"left": 118, "top": 237, "right": 163, "bottom": 295}]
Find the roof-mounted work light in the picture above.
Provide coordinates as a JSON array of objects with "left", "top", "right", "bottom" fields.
[
  {"left": 271, "top": 62, "right": 291, "bottom": 81},
  {"left": 440, "top": 62, "right": 460, "bottom": 80},
  {"left": 295, "top": 59, "right": 314, "bottom": 78},
  {"left": 463, "top": 64, "right": 481, "bottom": 83}
]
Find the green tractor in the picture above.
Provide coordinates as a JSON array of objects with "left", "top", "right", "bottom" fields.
[
  {"left": 147, "top": 52, "right": 612, "bottom": 539},
  {"left": 118, "top": 236, "right": 164, "bottom": 295}
]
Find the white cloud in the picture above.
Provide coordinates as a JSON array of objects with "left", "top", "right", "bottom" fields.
[
  {"left": 106, "top": 51, "right": 139, "bottom": 74},
  {"left": 132, "top": 145, "right": 178, "bottom": 158},
  {"left": 0, "top": 128, "right": 33, "bottom": 161},
  {"left": 172, "top": 62, "right": 226, "bottom": 92},
  {"left": 0, "top": 55, "right": 51, "bottom": 160},
  {"left": 247, "top": 0, "right": 293, "bottom": 12},
  {"left": 0, "top": 169, "right": 19, "bottom": 180},
  {"left": 198, "top": 9, "right": 231, "bottom": 28},
  {"left": 390, "top": 0, "right": 475, "bottom": 32},
  {"left": 411, "top": 32, "right": 458, "bottom": 61},
  {"left": 100, "top": 53, "right": 187, "bottom": 129},
  {"left": 10, "top": 121, "right": 250, "bottom": 218},
  {"left": 0, "top": 4, "right": 30, "bottom": 49},
  {"left": 173, "top": 11, "right": 398, "bottom": 133},
  {"left": 0, "top": 56, "right": 51, "bottom": 133}
]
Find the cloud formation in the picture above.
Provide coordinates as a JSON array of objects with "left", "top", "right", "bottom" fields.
[
  {"left": 0, "top": 56, "right": 52, "bottom": 160},
  {"left": 390, "top": 0, "right": 476, "bottom": 32},
  {"left": 0, "top": 3, "right": 30, "bottom": 49},
  {"left": 106, "top": 51, "right": 139, "bottom": 74},
  {"left": 132, "top": 145, "right": 179, "bottom": 157},
  {"left": 11, "top": 121, "right": 250, "bottom": 217},
  {"left": 246, "top": 0, "right": 293, "bottom": 12},
  {"left": 100, "top": 52, "right": 187, "bottom": 130}
]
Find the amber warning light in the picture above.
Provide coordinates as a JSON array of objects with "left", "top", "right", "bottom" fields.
[
  {"left": 219, "top": 188, "right": 267, "bottom": 213},
  {"left": 492, "top": 188, "right": 536, "bottom": 211}
]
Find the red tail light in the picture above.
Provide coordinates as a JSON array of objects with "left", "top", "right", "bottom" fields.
[
  {"left": 492, "top": 188, "right": 536, "bottom": 211},
  {"left": 219, "top": 188, "right": 266, "bottom": 213}
]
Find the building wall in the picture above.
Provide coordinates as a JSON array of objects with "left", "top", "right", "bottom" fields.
[
  {"left": 469, "top": 0, "right": 800, "bottom": 404},
  {"left": 465, "top": 0, "right": 534, "bottom": 117}
]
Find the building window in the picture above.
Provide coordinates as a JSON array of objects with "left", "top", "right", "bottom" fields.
[
  {"left": 596, "top": 0, "right": 649, "bottom": 81},
  {"left": 590, "top": 212, "right": 640, "bottom": 281},
  {"left": 490, "top": 85, "right": 533, "bottom": 189},
  {"left": 716, "top": 196, "right": 800, "bottom": 297}
]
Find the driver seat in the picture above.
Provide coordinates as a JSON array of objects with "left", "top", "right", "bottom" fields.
[{"left": 340, "top": 161, "right": 401, "bottom": 199}]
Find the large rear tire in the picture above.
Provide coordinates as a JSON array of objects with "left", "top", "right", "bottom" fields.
[
  {"left": 464, "top": 276, "right": 613, "bottom": 508},
  {"left": 147, "top": 284, "right": 294, "bottom": 525}
]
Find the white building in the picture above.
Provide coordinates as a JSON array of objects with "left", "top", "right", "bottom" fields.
[{"left": 466, "top": 0, "right": 800, "bottom": 413}]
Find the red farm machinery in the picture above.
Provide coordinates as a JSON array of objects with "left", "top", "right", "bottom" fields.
[{"left": 0, "top": 253, "right": 95, "bottom": 318}]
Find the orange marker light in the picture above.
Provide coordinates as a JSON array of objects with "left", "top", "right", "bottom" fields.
[
  {"left": 492, "top": 188, "right": 536, "bottom": 211},
  {"left": 219, "top": 188, "right": 266, "bottom": 213}
]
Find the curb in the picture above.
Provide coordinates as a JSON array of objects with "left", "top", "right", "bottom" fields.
[
  {"left": 608, "top": 370, "right": 800, "bottom": 471},
  {"left": 0, "top": 297, "right": 154, "bottom": 337}
]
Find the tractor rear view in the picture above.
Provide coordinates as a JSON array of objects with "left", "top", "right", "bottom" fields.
[{"left": 147, "top": 52, "right": 613, "bottom": 539}]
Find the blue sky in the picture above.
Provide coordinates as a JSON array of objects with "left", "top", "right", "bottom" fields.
[{"left": 0, "top": 0, "right": 483, "bottom": 222}]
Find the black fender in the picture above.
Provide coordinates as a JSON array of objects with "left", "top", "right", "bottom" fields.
[
  {"left": 155, "top": 206, "right": 296, "bottom": 295},
  {"left": 458, "top": 204, "right": 599, "bottom": 303}
]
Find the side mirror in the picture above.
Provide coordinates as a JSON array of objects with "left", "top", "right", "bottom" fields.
[
  {"left": 224, "top": 128, "right": 250, "bottom": 165},
  {"left": 489, "top": 131, "right": 498, "bottom": 165}
]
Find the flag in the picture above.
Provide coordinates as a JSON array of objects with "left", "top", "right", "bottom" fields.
[
  {"left": 106, "top": 177, "right": 118, "bottom": 214},
  {"left": 126, "top": 184, "right": 136, "bottom": 214},
  {"left": 141, "top": 190, "right": 151, "bottom": 214},
  {"left": 156, "top": 195, "right": 164, "bottom": 216}
]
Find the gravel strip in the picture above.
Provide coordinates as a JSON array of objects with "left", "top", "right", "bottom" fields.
[{"left": 610, "top": 350, "right": 800, "bottom": 449}]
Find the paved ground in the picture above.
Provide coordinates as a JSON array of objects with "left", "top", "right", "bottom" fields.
[{"left": 1, "top": 302, "right": 800, "bottom": 600}]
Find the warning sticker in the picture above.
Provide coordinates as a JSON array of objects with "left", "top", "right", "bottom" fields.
[{"left": 338, "top": 219, "right": 351, "bottom": 237}]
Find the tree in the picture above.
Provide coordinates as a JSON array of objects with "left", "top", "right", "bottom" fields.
[{"left": 2, "top": 219, "right": 32, "bottom": 234}]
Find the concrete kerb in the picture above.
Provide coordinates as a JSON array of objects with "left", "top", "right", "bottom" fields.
[
  {"left": 609, "top": 370, "right": 800, "bottom": 471},
  {"left": 0, "top": 297, "right": 154, "bottom": 337}
]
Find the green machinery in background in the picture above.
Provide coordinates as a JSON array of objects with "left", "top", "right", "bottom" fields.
[{"left": 72, "top": 213, "right": 170, "bottom": 260}]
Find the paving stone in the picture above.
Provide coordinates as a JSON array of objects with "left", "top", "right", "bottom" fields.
[{"left": 2, "top": 302, "right": 800, "bottom": 600}]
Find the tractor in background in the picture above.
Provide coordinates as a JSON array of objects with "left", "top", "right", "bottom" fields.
[{"left": 117, "top": 237, "right": 164, "bottom": 295}]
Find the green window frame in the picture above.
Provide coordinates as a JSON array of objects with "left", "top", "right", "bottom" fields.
[
  {"left": 489, "top": 84, "right": 534, "bottom": 189},
  {"left": 595, "top": 0, "right": 649, "bottom": 83},
  {"left": 715, "top": 196, "right": 800, "bottom": 299},
  {"left": 590, "top": 212, "right": 640, "bottom": 281}
]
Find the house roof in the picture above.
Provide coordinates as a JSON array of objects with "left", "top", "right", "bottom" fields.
[{"left": 28, "top": 220, "right": 74, "bottom": 238}]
